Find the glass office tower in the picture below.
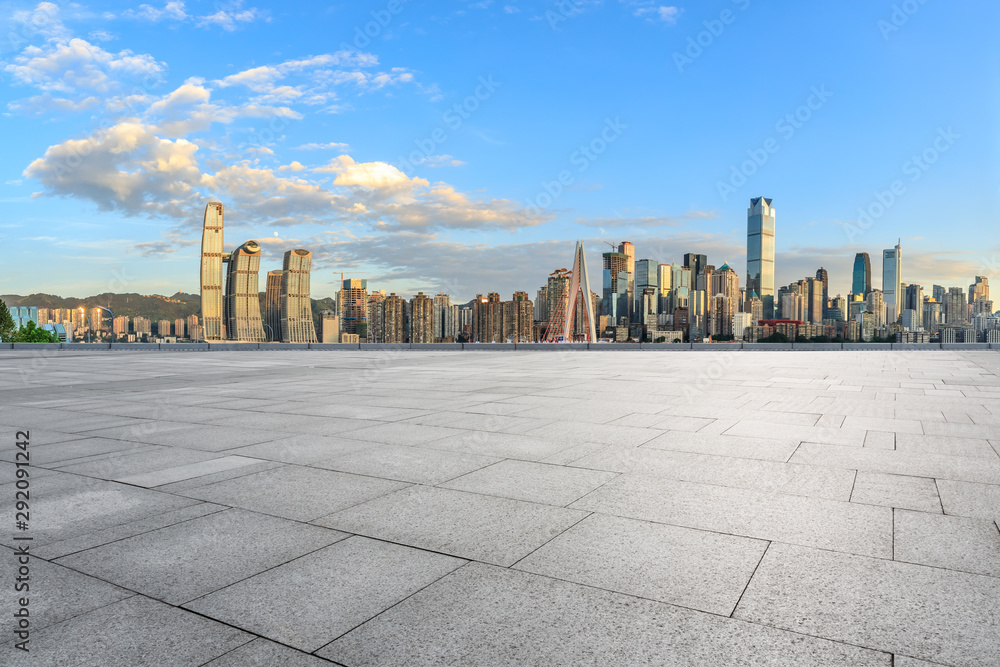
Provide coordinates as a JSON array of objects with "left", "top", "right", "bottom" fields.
[{"left": 746, "top": 197, "right": 775, "bottom": 318}]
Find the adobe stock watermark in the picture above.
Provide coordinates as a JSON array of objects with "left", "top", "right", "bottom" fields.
[
  {"left": 524, "top": 116, "right": 627, "bottom": 219},
  {"left": 672, "top": 0, "right": 752, "bottom": 73},
  {"left": 545, "top": 0, "right": 590, "bottom": 30},
  {"left": 716, "top": 84, "right": 833, "bottom": 202},
  {"left": 396, "top": 75, "right": 501, "bottom": 176},
  {"left": 339, "top": 0, "right": 409, "bottom": 50},
  {"left": 877, "top": 0, "right": 930, "bottom": 40},
  {"left": 841, "top": 126, "right": 959, "bottom": 243}
]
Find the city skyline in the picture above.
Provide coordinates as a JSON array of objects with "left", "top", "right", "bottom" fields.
[{"left": 1, "top": 1, "right": 997, "bottom": 302}]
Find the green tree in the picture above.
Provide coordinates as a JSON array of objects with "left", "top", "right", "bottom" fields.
[
  {"left": 14, "top": 321, "right": 60, "bottom": 343},
  {"left": 0, "top": 302, "right": 15, "bottom": 342}
]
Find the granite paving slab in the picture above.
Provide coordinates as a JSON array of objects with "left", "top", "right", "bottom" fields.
[
  {"left": 893, "top": 509, "right": 1000, "bottom": 577},
  {"left": 513, "top": 513, "right": 768, "bottom": 615},
  {"left": 316, "top": 485, "right": 588, "bottom": 566},
  {"left": 16, "top": 595, "right": 252, "bottom": 667},
  {"left": 935, "top": 479, "right": 1000, "bottom": 520},
  {"left": 850, "top": 472, "right": 942, "bottom": 513},
  {"left": 116, "top": 455, "right": 264, "bottom": 487},
  {"left": 320, "top": 562, "right": 890, "bottom": 667},
  {"left": 57, "top": 508, "right": 348, "bottom": 604},
  {"left": 181, "top": 465, "right": 408, "bottom": 521},
  {"left": 185, "top": 536, "right": 465, "bottom": 652},
  {"left": 733, "top": 542, "right": 1000, "bottom": 667},
  {"left": 314, "top": 443, "right": 500, "bottom": 485},
  {"left": 571, "top": 473, "right": 891, "bottom": 558},
  {"left": 440, "top": 459, "right": 618, "bottom": 506}
]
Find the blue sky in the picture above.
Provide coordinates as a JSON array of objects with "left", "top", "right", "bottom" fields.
[{"left": 1, "top": 0, "right": 997, "bottom": 302}]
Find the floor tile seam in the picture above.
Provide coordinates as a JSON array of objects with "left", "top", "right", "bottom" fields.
[
  {"left": 729, "top": 540, "right": 771, "bottom": 618},
  {"left": 192, "top": 636, "right": 272, "bottom": 667},
  {"left": 43, "top": 503, "right": 231, "bottom": 560},
  {"left": 932, "top": 478, "right": 946, "bottom": 514},
  {"left": 26, "top": 591, "right": 142, "bottom": 635},
  {"left": 556, "top": 509, "right": 888, "bottom": 561},
  {"left": 167, "top": 533, "right": 357, "bottom": 609},
  {"left": 133, "top": 460, "right": 286, "bottom": 493},
  {"left": 310, "top": 559, "right": 478, "bottom": 655},
  {"left": 505, "top": 511, "right": 595, "bottom": 571},
  {"left": 560, "top": 461, "right": 857, "bottom": 503}
]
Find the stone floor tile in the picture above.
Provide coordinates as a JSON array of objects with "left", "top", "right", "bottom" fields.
[
  {"left": 224, "top": 433, "right": 376, "bottom": 464},
  {"left": 314, "top": 443, "right": 499, "bottom": 484},
  {"left": 733, "top": 542, "right": 1000, "bottom": 667},
  {"left": 850, "top": 472, "right": 941, "bottom": 513},
  {"left": 864, "top": 430, "right": 895, "bottom": 450},
  {"left": 316, "top": 485, "right": 587, "bottom": 566},
  {"left": 570, "top": 447, "right": 855, "bottom": 501},
  {"left": 57, "top": 508, "right": 347, "bottom": 604},
  {"left": 0, "top": 557, "right": 132, "bottom": 631},
  {"left": 423, "top": 429, "right": 577, "bottom": 460},
  {"left": 894, "top": 433, "right": 999, "bottom": 459},
  {"left": 641, "top": 431, "right": 800, "bottom": 462},
  {"left": 936, "top": 479, "right": 1000, "bottom": 519},
  {"left": 320, "top": 562, "right": 890, "bottom": 667},
  {"left": 181, "top": 465, "right": 408, "bottom": 521},
  {"left": 116, "top": 455, "right": 264, "bottom": 487},
  {"left": 185, "top": 536, "right": 464, "bottom": 652},
  {"left": 514, "top": 513, "right": 768, "bottom": 615},
  {"left": 571, "top": 473, "right": 891, "bottom": 558},
  {"left": 201, "top": 638, "right": 337, "bottom": 666},
  {"left": 791, "top": 442, "right": 1000, "bottom": 485},
  {"left": 441, "top": 459, "right": 617, "bottom": 506},
  {"left": 894, "top": 509, "right": 1000, "bottom": 577},
  {"left": 21, "top": 595, "right": 252, "bottom": 667}
]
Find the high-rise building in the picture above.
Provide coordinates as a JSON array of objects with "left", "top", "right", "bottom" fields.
[
  {"left": 264, "top": 270, "right": 283, "bottom": 341},
  {"left": 432, "top": 293, "right": 451, "bottom": 341},
  {"left": 174, "top": 318, "right": 186, "bottom": 339},
  {"left": 200, "top": 202, "right": 225, "bottom": 341},
  {"left": 867, "top": 289, "right": 885, "bottom": 329},
  {"left": 852, "top": 253, "right": 871, "bottom": 298},
  {"left": 602, "top": 251, "right": 630, "bottom": 321},
  {"left": 634, "top": 259, "right": 659, "bottom": 318},
  {"left": 410, "top": 292, "right": 434, "bottom": 344},
  {"left": 689, "top": 290, "right": 708, "bottom": 341},
  {"left": 683, "top": 253, "right": 707, "bottom": 282},
  {"left": 534, "top": 286, "right": 549, "bottom": 322},
  {"left": 905, "top": 283, "right": 924, "bottom": 313},
  {"left": 806, "top": 277, "right": 823, "bottom": 325},
  {"left": 970, "top": 276, "right": 989, "bottom": 304},
  {"left": 746, "top": 197, "right": 776, "bottom": 318},
  {"left": 367, "top": 291, "right": 386, "bottom": 343},
  {"left": 932, "top": 284, "right": 946, "bottom": 303},
  {"left": 945, "top": 287, "right": 968, "bottom": 324},
  {"left": 473, "top": 293, "right": 503, "bottom": 343},
  {"left": 157, "top": 319, "right": 172, "bottom": 337},
  {"left": 224, "top": 240, "right": 267, "bottom": 342},
  {"left": 658, "top": 263, "right": 672, "bottom": 314},
  {"left": 338, "top": 279, "right": 368, "bottom": 337},
  {"left": 133, "top": 317, "right": 151, "bottom": 336},
  {"left": 711, "top": 262, "right": 740, "bottom": 337},
  {"left": 815, "top": 267, "right": 829, "bottom": 317},
  {"left": 882, "top": 240, "right": 902, "bottom": 323},
  {"left": 318, "top": 310, "right": 340, "bottom": 343},
  {"left": 619, "top": 241, "right": 635, "bottom": 315},
  {"left": 280, "top": 249, "right": 318, "bottom": 343},
  {"left": 382, "top": 294, "right": 406, "bottom": 343},
  {"left": 503, "top": 291, "right": 534, "bottom": 342}
]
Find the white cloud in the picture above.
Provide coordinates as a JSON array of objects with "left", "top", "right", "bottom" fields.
[
  {"left": 196, "top": 0, "right": 267, "bottom": 31},
  {"left": 4, "top": 37, "right": 165, "bottom": 94},
  {"left": 11, "top": 2, "right": 70, "bottom": 41},
  {"left": 7, "top": 93, "right": 101, "bottom": 115},
  {"left": 621, "top": 1, "right": 682, "bottom": 23},
  {"left": 293, "top": 142, "right": 350, "bottom": 151},
  {"left": 416, "top": 154, "right": 466, "bottom": 168},
  {"left": 122, "top": 2, "right": 189, "bottom": 22}
]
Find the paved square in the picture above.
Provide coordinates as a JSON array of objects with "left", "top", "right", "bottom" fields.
[{"left": 1, "top": 349, "right": 998, "bottom": 665}]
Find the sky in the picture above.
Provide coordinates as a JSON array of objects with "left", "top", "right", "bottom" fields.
[{"left": 1, "top": 0, "right": 998, "bottom": 303}]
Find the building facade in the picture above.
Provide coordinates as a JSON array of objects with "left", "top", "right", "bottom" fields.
[
  {"left": 200, "top": 202, "right": 226, "bottom": 340},
  {"left": 746, "top": 197, "right": 776, "bottom": 318},
  {"left": 280, "top": 249, "right": 318, "bottom": 344},
  {"left": 224, "top": 240, "right": 267, "bottom": 342}
]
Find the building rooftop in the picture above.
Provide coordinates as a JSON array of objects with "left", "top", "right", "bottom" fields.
[{"left": 2, "top": 350, "right": 999, "bottom": 665}]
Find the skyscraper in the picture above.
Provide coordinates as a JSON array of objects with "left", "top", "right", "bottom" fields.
[
  {"left": 224, "top": 240, "right": 267, "bottom": 342},
  {"left": 882, "top": 240, "right": 902, "bottom": 323},
  {"left": 683, "top": 254, "right": 707, "bottom": 283},
  {"left": 411, "top": 292, "right": 434, "bottom": 344},
  {"left": 970, "top": 276, "right": 989, "bottom": 304},
  {"left": 200, "top": 202, "right": 225, "bottom": 340},
  {"left": 264, "top": 270, "right": 283, "bottom": 341},
  {"left": 634, "top": 259, "right": 659, "bottom": 317},
  {"left": 851, "top": 253, "right": 871, "bottom": 298},
  {"left": 339, "top": 279, "right": 368, "bottom": 337},
  {"left": 815, "top": 267, "right": 829, "bottom": 317},
  {"left": 280, "top": 249, "right": 318, "bottom": 344},
  {"left": 602, "top": 250, "right": 630, "bottom": 321},
  {"left": 746, "top": 197, "right": 775, "bottom": 318}
]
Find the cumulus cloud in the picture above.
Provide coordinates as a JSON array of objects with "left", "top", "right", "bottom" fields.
[
  {"left": 4, "top": 37, "right": 165, "bottom": 94},
  {"left": 293, "top": 142, "right": 350, "bottom": 151}
]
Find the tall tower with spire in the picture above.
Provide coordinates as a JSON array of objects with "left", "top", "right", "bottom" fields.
[{"left": 543, "top": 241, "right": 597, "bottom": 342}]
